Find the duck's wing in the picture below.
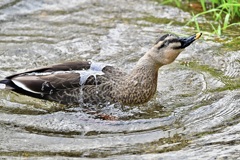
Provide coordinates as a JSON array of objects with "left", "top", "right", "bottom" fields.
[
  {"left": 0, "top": 61, "right": 117, "bottom": 99},
  {"left": 6, "top": 61, "right": 91, "bottom": 79}
]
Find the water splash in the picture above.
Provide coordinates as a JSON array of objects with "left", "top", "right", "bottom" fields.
[
  {"left": 89, "top": 61, "right": 110, "bottom": 71},
  {"left": 77, "top": 61, "right": 111, "bottom": 85},
  {"left": 77, "top": 70, "right": 104, "bottom": 85}
]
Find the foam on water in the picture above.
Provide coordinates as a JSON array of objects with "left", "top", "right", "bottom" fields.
[
  {"left": 77, "top": 70, "right": 104, "bottom": 85},
  {"left": 78, "top": 61, "right": 111, "bottom": 85},
  {"left": 89, "top": 61, "right": 110, "bottom": 71}
]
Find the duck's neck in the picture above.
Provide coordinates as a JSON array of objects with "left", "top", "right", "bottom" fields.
[
  {"left": 115, "top": 53, "right": 163, "bottom": 105},
  {"left": 132, "top": 52, "right": 163, "bottom": 74}
]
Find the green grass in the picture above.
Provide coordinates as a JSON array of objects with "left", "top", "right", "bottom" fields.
[
  {"left": 160, "top": 0, "right": 240, "bottom": 36},
  {"left": 161, "top": 0, "right": 181, "bottom": 7}
]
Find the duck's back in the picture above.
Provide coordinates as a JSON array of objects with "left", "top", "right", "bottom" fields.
[{"left": 0, "top": 61, "right": 127, "bottom": 105}]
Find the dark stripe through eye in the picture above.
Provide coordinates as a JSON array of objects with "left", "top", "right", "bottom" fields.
[
  {"left": 167, "top": 39, "right": 179, "bottom": 44},
  {"left": 157, "top": 43, "right": 165, "bottom": 50},
  {"left": 157, "top": 39, "right": 180, "bottom": 50}
]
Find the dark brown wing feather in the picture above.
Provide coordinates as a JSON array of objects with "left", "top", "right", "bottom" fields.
[
  {"left": 6, "top": 61, "right": 91, "bottom": 79},
  {"left": 12, "top": 73, "right": 81, "bottom": 93}
]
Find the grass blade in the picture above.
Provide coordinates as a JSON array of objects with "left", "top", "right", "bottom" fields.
[{"left": 223, "top": 13, "right": 230, "bottom": 30}]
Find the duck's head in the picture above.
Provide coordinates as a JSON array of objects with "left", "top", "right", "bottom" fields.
[{"left": 148, "top": 33, "right": 202, "bottom": 66}]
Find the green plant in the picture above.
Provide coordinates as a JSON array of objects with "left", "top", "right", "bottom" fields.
[
  {"left": 161, "top": 0, "right": 240, "bottom": 36},
  {"left": 161, "top": 0, "right": 181, "bottom": 7},
  {"left": 189, "top": 0, "right": 240, "bottom": 35}
]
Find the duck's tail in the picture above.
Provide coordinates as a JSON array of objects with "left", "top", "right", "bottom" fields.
[{"left": 0, "top": 79, "right": 15, "bottom": 90}]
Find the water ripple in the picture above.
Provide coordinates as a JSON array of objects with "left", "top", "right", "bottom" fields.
[
  {"left": 0, "top": 0, "right": 239, "bottom": 159},
  {"left": 182, "top": 90, "right": 240, "bottom": 134}
]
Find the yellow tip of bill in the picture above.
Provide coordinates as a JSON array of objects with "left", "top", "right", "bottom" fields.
[{"left": 195, "top": 33, "right": 202, "bottom": 40}]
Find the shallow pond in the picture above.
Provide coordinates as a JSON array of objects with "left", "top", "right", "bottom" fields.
[{"left": 0, "top": 0, "right": 239, "bottom": 159}]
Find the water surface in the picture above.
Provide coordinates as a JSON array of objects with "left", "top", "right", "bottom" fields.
[{"left": 0, "top": 0, "right": 239, "bottom": 159}]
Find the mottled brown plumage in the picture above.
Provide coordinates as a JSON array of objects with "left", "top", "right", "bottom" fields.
[{"left": 0, "top": 33, "right": 201, "bottom": 105}]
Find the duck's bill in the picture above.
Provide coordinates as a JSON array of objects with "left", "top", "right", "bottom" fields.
[{"left": 179, "top": 33, "right": 202, "bottom": 48}]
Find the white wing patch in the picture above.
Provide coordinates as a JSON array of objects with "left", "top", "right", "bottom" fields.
[
  {"left": 12, "top": 79, "right": 42, "bottom": 94},
  {"left": 27, "top": 71, "right": 69, "bottom": 76}
]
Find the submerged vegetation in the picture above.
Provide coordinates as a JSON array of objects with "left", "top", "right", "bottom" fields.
[{"left": 160, "top": 0, "right": 240, "bottom": 36}]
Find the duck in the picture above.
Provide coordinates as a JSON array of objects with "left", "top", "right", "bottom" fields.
[{"left": 0, "top": 33, "right": 202, "bottom": 106}]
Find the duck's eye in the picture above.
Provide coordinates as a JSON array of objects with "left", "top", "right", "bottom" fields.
[{"left": 164, "top": 41, "right": 169, "bottom": 46}]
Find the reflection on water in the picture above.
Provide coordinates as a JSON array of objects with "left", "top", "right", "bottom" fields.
[{"left": 0, "top": 0, "right": 239, "bottom": 159}]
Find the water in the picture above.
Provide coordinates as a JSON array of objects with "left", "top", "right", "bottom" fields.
[{"left": 0, "top": 0, "right": 239, "bottom": 159}]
